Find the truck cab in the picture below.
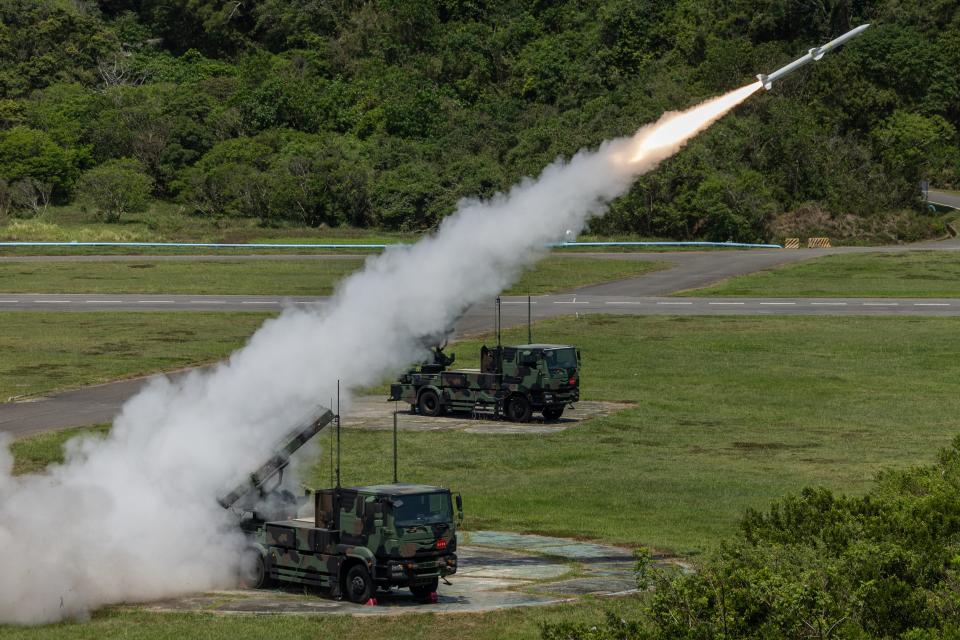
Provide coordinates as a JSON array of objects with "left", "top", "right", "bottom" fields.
[
  {"left": 391, "top": 343, "right": 580, "bottom": 422},
  {"left": 243, "top": 483, "right": 461, "bottom": 604}
]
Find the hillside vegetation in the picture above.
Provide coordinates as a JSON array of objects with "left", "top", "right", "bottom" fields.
[{"left": 1, "top": 0, "right": 958, "bottom": 242}]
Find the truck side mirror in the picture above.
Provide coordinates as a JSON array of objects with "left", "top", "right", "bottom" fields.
[{"left": 455, "top": 494, "right": 463, "bottom": 524}]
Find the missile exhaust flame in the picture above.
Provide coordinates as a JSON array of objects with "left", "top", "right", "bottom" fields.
[{"left": 627, "top": 82, "right": 763, "bottom": 164}]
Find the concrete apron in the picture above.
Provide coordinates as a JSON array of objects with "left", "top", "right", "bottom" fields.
[{"left": 139, "top": 531, "right": 677, "bottom": 616}]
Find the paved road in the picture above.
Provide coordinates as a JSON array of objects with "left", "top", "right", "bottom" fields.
[
  {"left": 929, "top": 189, "right": 960, "bottom": 210},
  {"left": 4, "top": 241, "right": 960, "bottom": 435}
]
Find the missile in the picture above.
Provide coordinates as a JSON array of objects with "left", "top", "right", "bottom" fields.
[{"left": 756, "top": 24, "right": 870, "bottom": 90}]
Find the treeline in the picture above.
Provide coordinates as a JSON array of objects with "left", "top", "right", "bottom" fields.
[
  {"left": 0, "top": 0, "right": 958, "bottom": 239},
  {"left": 543, "top": 436, "right": 960, "bottom": 639}
]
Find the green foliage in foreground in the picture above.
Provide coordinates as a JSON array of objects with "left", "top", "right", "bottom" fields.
[
  {"left": 1, "top": 1, "right": 958, "bottom": 241},
  {"left": 688, "top": 250, "right": 960, "bottom": 297},
  {"left": 544, "top": 437, "right": 960, "bottom": 639}
]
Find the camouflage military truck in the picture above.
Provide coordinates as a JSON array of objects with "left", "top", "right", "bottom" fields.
[
  {"left": 390, "top": 343, "right": 580, "bottom": 422},
  {"left": 220, "top": 410, "right": 462, "bottom": 604}
]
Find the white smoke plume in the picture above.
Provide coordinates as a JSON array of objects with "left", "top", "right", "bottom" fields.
[{"left": 0, "top": 83, "right": 760, "bottom": 624}]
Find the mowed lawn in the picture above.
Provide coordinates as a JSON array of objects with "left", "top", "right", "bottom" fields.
[
  {"left": 0, "top": 313, "right": 270, "bottom": 400},
  {"left": 11, "top": 315, "right": 960, "bottom": 554},
  {"left": 688, "top": 251, "right": 960, "bottom": 297},
  {"left": 0, "top": 256, "right": 664, "bottom": 296},
  {"left": 0, "top": 589, "right": 645, "bottom": 640},
  {"left": 7, "top": 313, "right": 960, "bottom": 637},
  {"left": 326, "top": 315, "right": 960, "bottom": 554}
]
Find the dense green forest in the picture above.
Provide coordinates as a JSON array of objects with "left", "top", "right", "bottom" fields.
[{"left": 0, "top": 0, "right": 958, "bottom": 241}]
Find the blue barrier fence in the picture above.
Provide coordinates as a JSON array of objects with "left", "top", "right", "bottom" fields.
[{"left": 0, "top": 241, "right": 783, "bottom": 250}]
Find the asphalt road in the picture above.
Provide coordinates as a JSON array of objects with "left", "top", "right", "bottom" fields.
[
  {"left": 929, "top": 188, "right": 960, "bottom": 210},
  {"left": 6, "top": 293, "right": 960, "bottom": 320},
  {"left": 4, "top": 242, "right": 960, "bottom": 435}
]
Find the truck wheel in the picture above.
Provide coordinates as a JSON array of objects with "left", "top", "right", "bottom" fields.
[
  {"left": 542, "top": 405, "right": 564, "bottom": 421},
  {"left": 506, "top": 395, "right": 532, "bottom": 422},
  {"left": 410, "top": 578, "right": 440, "bottom": 602},
  {"left": 345, "top": 564, "right": 373, "bottom": 604},
  {"left": 418, "top": 389, "right": 444, "bottom": 417},
  {"left": 242, "top": 549, "right": 270, "bottom": 589}
]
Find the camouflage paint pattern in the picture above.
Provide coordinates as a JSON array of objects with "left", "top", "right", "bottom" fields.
[
  {"left": 390, "top": 344, "right": 580, "bottom": 418},
  {"left": 250, "top": 484, "right": 458, "bottom": 593}
]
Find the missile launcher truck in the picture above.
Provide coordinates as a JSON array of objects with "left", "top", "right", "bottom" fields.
[
  {"left": 219, "top": 408, "right": 462, "bottom": 604},
  {"left": 389, "top": 343, "right": 580, "bottom": 422}
]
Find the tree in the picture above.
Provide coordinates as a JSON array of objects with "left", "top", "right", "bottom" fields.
[{"left": 77, "top": 158, "right": 153, "bottom": 222}]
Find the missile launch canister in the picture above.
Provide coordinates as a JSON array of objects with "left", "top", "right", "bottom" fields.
[{"left": 757, "top": 24, "right": 870, "bottom": 90}]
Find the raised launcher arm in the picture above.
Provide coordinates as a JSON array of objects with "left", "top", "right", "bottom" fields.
[{"left": 217, "top": 407, "right": 336, "bottom": 511}]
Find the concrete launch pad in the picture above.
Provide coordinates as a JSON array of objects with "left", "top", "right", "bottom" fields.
[
  {"left": 140, "top": 531, "right": 676, "bottom": 616},
  {"left": 343, "top": 397, "right": 634, "bottom": 434}
]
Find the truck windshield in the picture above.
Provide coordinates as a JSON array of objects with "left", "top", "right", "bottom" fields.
[
  {"left": 393, "top": 493, "right": 452, "bottom": 526},
  {"left": 543, "top": 348, "right": 577, "bottom": 370}
]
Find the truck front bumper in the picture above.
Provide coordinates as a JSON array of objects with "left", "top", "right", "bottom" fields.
[{"left": 376, "top": 554, "right": 458, "bottom": 585}]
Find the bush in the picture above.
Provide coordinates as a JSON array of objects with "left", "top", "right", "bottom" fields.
[
  {"left": 543, "top": 436, "right": 960, "bottom": 639},
  {"left": 76, "top": 158, "right": 154, "bottom": 222}
]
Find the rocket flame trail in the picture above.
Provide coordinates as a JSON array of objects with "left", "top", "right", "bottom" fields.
[
  {"left": 0, "top": 82, "right": 759, "bottom": 624},
  {"left": 629, "top": 82, "right": 762, "bottom": 162}
]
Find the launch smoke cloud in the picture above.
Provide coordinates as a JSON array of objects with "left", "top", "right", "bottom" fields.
[{"left": 0, "top": 82, "right": 760, "bottom": 624}]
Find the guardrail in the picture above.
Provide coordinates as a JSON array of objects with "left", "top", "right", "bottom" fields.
[{"left": 0, "top": 240, "right": 783, "bottom": 250}]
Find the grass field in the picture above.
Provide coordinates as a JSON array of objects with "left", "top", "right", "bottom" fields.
[
  {"left": 0, "top": 596, "right": 647, "bottom": 640},
  {"left": 7, "top": 312, "right": 960, "bottom": 637},
  {"left": 11, "top": 314, "right": 960, "bottom": 553},
  {"left": 0, "top": 313, "right": 269, "bottom": 400},
  {"left": 688, "top": 251, "right": 960, "bottom": 297},
  {"left": 0, "top": 257, "right": 664, "bottom": 296},
  {"left": 0, "top": 203, "right": 783, "bottom": 255}
]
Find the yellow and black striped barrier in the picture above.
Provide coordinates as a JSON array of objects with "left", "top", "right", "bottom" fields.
[
  {"left": 807, "top": 237, "right": 832, "bottom": 248},
  {"left": 783, "top": 238, "right": 800, "bottom": 249}
]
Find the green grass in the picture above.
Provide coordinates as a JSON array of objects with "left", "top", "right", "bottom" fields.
[
  {"left": 331, "top": 315, "right": 960, "bottom": 555},
  {"left": 15, "top": 314, "right": 959, "bottom": 554},
  {"left": 8, "top": 425, "right": 111, "bottom": 474},
  {"left": 0, "top": 259, "right": 366, "bottom": 295},
  {"left": 0, "top": 313, "right": 269, "bottom": 400},
  {"left": 8, "top": 313, "right": 960, "bottom": 635},
  {"left": 0, "top": 596, "right": 645, "bottom": 639},
  {"left": 507, "top": 257, "right": 666, "bottom": 294},
  {"left": 686, "top": 251, "right": 960, "bottom": 297},
  {"left": 0, "top": 257, "right": 664, "bottom": 296}
]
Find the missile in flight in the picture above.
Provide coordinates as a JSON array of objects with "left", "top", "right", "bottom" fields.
[{"left": 756, "top": 24, "right": 870, "bottom": 90}]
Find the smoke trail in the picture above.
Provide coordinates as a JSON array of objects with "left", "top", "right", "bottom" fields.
[{"left": 0, "top": 82, "right": 760, "bottom": 624}]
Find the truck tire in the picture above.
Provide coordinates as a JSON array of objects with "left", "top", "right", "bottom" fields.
[
  {"left": 506, "top": 395, "right": 532, "bottom": 422},
  {"left": 418, "top": 389, "right": 444, "bottom": 417},
  {"left": 410, "top": 578, "right": 440, "bottom": 602},
  {"left": 542, "top": 405, "right": 564, "bottom": 421},
  {"left": 242, "top": 549, "right": 270, "bottom": 589},
  {"left": 345, "top": 564, "right": 374, "bottom": 604}
]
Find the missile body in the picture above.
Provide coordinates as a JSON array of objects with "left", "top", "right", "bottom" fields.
[{"left": 757, "top": 24, "right": 870, "bottom": 90}]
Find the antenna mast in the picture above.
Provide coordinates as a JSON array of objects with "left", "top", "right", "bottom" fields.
[
  {"left": 335, "top": 380, "right": 341, "bottom": 488},
  {"left": 528, "top": 295, "right": 532, "bottom": 343}
]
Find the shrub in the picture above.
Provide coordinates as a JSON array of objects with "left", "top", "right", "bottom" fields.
[{"left": 76, "top": 158, "right": 154, "bottom": 222}]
